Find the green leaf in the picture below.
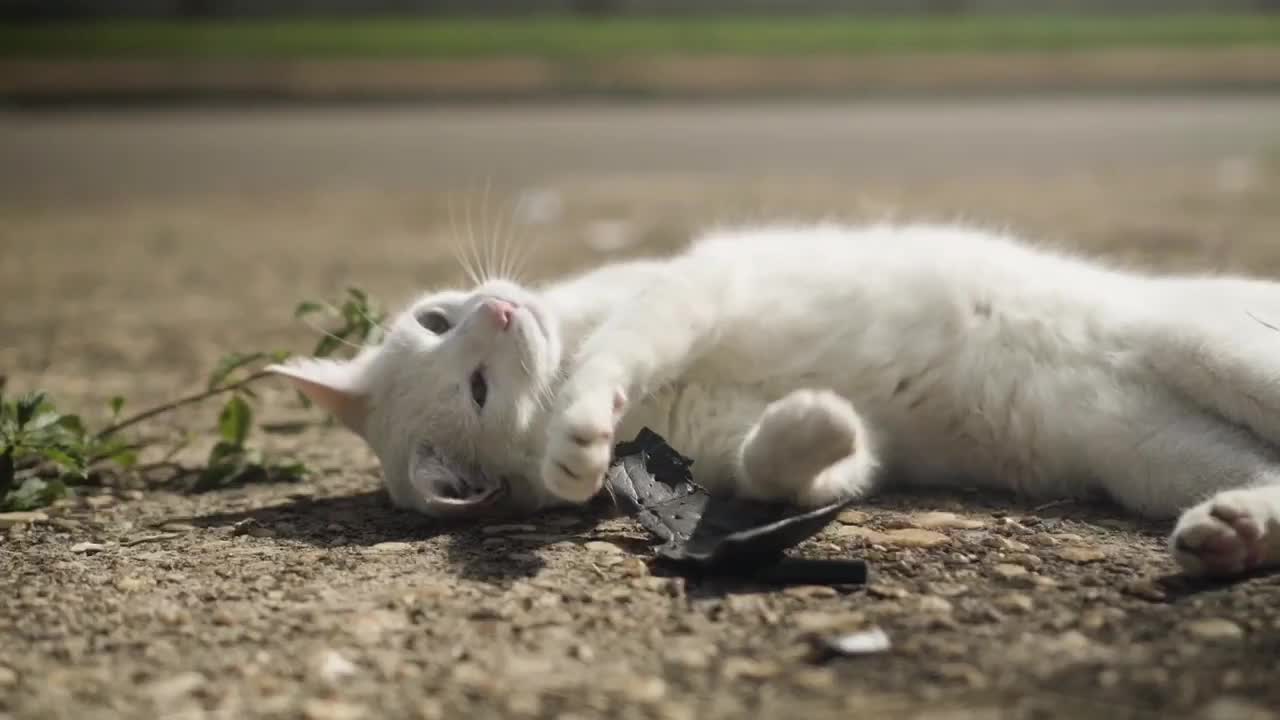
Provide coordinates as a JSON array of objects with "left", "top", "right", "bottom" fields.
[
  {"left": 294, "top": 300, "right": 325, "bottom": 319},
  {"left": 15, "top": 391, "right": 47, "bottom": 428},
  {"left": 109, "top": 396, "right": 125, "bottom": 420},
  {"left": 2, "top": 476, "right": 68, "bottom": 512},
  {"left": 26, "top": 410, "right": 63, "bottom": 433},
  {"left": 56, "top": 414, "right": 86, "bottom": 436},
  {"left": 217, "top": 396, "right": 252, "bottom": 448}
]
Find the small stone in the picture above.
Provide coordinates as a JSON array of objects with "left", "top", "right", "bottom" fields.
[
  {"left": 935, "top": 662, "right": 988, "bottom": 688},
  {"left": 315, "top": 650, "right": 358, "bottom": 684},
  {"left": 911, "top": 512, "right": 986, "bottom": 530},
  {"left": 122, "top": 489, "right": 145, "bottom": 501},
  {"left": 918, "top": 596, "right": 953, "bottom": 614},
  {"left": 994, "top": 593, "right": 1034, "bottom": 613},
  {"left": 302, "top": 699, "right": 367, "bottom": 720},
  {"left": 1053, "top": 532, "right": 1086, "bottom": 543},
  {"left": 1185, "top": 619, "right": 1245, "bottom": 642},
  {"left": 783, "top": 585, "right": 838, "bottom": 600},
  {"left": 790, "top": 667, "right": 836, "bottom": 691},
  {"left": 1057, "top": 547, "right": 1106, "bottom": 563},
  {"left": 0, "top": 511, "right": 47, "bottom": 528},
  {"left": 882, "top": 528, "right": 949, "bottom": 548},
  {"left": 1123, "top": 579, "right": 1168, "bottom": 602},
  {"left": 928, "top": 582, "right": 969, "bottom": 598},
  {"left": 792, "top": 611, "right": 868, "bottom": 633},
  {"left": 481, "top": 524, "right": 538, "bottom": 535},
  {"left": 70, "top": 541, "right": 108, "bottom": 554},
  {"left": 364, "top": 542, "right": 414, "bottom": 553},
  {"left": 1031, "top": 534, "right": 1059, "bottom": 547},
  {"left": 868, "top": 583, "right": 910, "bottom": 599},
  {"left": 663, "top": 641, "right": 714, "bottom": 670},
  {"left": 84, "top": 495, "right": 115, "bottom": 509},
  {"left": 583, "top": 541, "right": 623, "bottom": 554},
  {"left": 145, "top": 671, "right": 205, "bottom": 702},
  {"left": 0, "top": 665, "right": 17, "bottom": 687},
  {"left": 615, "top": 676, "right": 666, "bottom": 704},
  {"left": 161, "top": 523, "right": 197, "bottom": 533},
  {"left": 50, "top": 518, "right": 81, "bottom": 531},
  {"left": 721, "top": 657, "right": 779, "bottom": 680},
  {"left": 835, "top": 526, "right": 889, "bottom": 544},
  {"left": 836, "top": 510, "right": 870, "bottom": 525},
  {"left": 1009, "top": 553, "right": 1044, "bottom": 570},
  {"left": 997, "top": 537, "right": 1032, "bottom": 552},
  {"left": 992, "top": 563, "right": 1029, "bottom": 579},
  {"left": 824, "top": 627, "right": 891, "bottom": 656},
  {"left": 114, "top": 576, "right": 146, "bottom": 592}
]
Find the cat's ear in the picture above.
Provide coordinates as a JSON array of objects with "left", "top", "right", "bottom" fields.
[
  {"left": 266, "top": 357, "right": 369, "bottom": 434},
  {"left": 409, "top": 446, "right": 504, "bottom": 518}
]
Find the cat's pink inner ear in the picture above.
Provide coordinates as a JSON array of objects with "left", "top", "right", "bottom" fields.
[{"left": 266, "top": 360, "right": 368, "bottom": 433}]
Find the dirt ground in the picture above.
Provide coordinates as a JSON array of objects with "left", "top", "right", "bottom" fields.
[{"left": 2, "top": 100, "right": 1280, "bottom": 720}]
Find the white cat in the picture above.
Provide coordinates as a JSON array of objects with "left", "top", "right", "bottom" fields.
[{"left": 269, "top": 223, "right": 1280, "bottom": 578}]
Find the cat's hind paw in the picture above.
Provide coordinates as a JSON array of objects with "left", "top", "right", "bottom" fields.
[
  {"left": 739, "top": 389, "right": 875, "bottom": 507},
  {"left": 1170, "top": 488, "right": 1280, "bottom": 577}
]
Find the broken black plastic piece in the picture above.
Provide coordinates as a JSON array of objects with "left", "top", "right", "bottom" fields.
[{"left": 606, "top": 427, "right": 868, "bottom": 585}]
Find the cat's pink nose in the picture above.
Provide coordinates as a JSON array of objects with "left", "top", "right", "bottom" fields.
[{"left": 486, "top": 299, "right": 517, "bottom": 330}]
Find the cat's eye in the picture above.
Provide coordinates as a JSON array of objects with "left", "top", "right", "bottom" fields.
[
  {"left": 469, "top": 368, "right": 488, "bottom": 409},
  {"left": 417, "top": 310, "right": 451, "bottom": 334}
]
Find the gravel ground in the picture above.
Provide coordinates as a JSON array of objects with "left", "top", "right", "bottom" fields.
[{"left": 1, "top": 101, "right": 1279, "bottom": 720}]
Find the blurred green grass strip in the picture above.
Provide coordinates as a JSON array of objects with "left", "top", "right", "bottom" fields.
[{"left": 2, "top": 15, "right": 1279, "bottom": 59}]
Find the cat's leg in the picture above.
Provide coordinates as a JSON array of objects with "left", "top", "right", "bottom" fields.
[
  {"left": 736, "top": 389, "right": 880, "bottom": 506},
  {"left": 1081, "top": 396, "right": 1280, "bottom": 576},
  {"left": 540, "top": 258, "right": 733, "bottom": 503},
  {"left": 1170, "top": 483, "right": 1280, "bottom": 577},
  {"left": 1144, "top": 292, "right": 1280, "bottom": 450}
]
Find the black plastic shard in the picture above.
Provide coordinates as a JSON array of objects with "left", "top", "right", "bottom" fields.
[{"left": 605, "top": 427, "right": 869, "bottom": 585}]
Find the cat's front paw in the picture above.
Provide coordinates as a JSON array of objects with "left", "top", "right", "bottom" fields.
[
  {"left": 540, "top": 385, "right": 626, "bottom": 504},
  {"left": 1170, "top": 488, "right": 1280, "bottom": 577}
]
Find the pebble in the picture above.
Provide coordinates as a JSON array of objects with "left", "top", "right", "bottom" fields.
[
  {"left": 928, "top": 582, "right": 969, "bottom": 598},
  {"left": 0, "top": 665, "right": 16, "bottom": 687},
  {"left": 824, "top": 627, "right": 891, "bottom": 656},
  {"left": 144, "top": 671, "right": 206, "bottom": 702},
  {"left": 1123, "top": 579, "right": 1168, "bottom": 602},
  {"left": 481, "top": 524, "right": 538, "bottom": 535},
  {"left": 1057, "top": 547, "right": 1106, "bottom": 563},
  {"left": 792, "top": 611, "right": 869, "bottom": 633},
  {"left": 1185, "top": 619, "right": 1245, "bottom": 642},
  {"left": 162, "top": 522, "right": 197, "bottom": 533},
  {"left": 302, "top": 699, "right": 367, "bottom": 720},
  {"left": 836, "top": 510, "right": 870, "bottom": 525},
  {"left": 49, "top": 518, "right": 81, "bottom": 531},
  {"left": 992, "top": 563, "right": 1029, "bottom": 579},
  {"left": 994, "top": 593, "right": 1035, "bottom": 614},
  {"left": 868, "top": 583, "right": 910, "bottom": 599},
  {"left": 363, "top": 542, "right": 414, "bottom": 553},
  {"left": 70, "top": 541, "right": 108, "bottom": 554},
  {"left": 918, "top": 596, "right": 954, "bottom": 614},
  {"left": 663, "top": 641, "right": 715, "bottom": 670},
  {"left": 997, "top": 537, "right": 1032, "bottom": 552},
  {"left": 83, "top": 495, "right": 115, "bottom": 509},
  {"left": 911, "top": 512, "right": 986, "bottom": 530},
  {"left": 783, "top": 585, "right": 838, "bottom": 600},
  {"left": 884, "top": 528, "right": 950, "bottom": 548},
  {"left": 114, "top": 576, "right": 146, "bottom": 592},
  {"left": 315, "top": 650, "right": 358, "bottom": 684},
  {"left": 583, "top": 541, "right": 623, "bottom": 554},
  {"left": 0, "top": 511, "right": 47, "bottom": 528},
  {"left": 721, "top": 657, "right": 779, "bottom": 680},
  {"left": 1009, "top": 553, "right": 1044, "bottom": 570}
]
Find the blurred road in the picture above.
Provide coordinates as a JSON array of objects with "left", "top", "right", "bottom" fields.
[{"left": 2, "top": 95, "right": 1279, "bottom": 205}]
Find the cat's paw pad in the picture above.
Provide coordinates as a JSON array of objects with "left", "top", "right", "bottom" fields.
[
  {"left": 1170, "top": 490, "right": 1275, "bottom": 577},
  {"left": 741, "top": 389, "right": 861, "bottom": 505},
  {"left": 540, "top": 386, "right": 626, "bottom": 504}
]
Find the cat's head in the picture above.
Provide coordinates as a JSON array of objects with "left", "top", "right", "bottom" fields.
[{"left": 267, "top": 279, "right": 564, "bottom": 518}]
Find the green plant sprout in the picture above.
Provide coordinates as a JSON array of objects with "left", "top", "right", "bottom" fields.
[{"left": 0, "top": 287, "right": 386, "bottom": 512}]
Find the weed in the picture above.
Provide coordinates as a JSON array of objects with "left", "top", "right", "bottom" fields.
[{"left": 0, "top": 287, "right": 386, "bottom": 512}]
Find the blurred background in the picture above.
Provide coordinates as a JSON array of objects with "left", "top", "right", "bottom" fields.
[{"left": 1, "top": 2, "right": 1279, "bottom": 408}]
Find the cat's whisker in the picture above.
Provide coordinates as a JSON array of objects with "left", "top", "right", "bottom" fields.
[{"left": 447, "top": 194, "right": 482, "bottom": 287}]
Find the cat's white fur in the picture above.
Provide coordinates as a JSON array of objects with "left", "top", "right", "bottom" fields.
[{"left": 270, "top": 223, "right": 1280, "bottom": 578}]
